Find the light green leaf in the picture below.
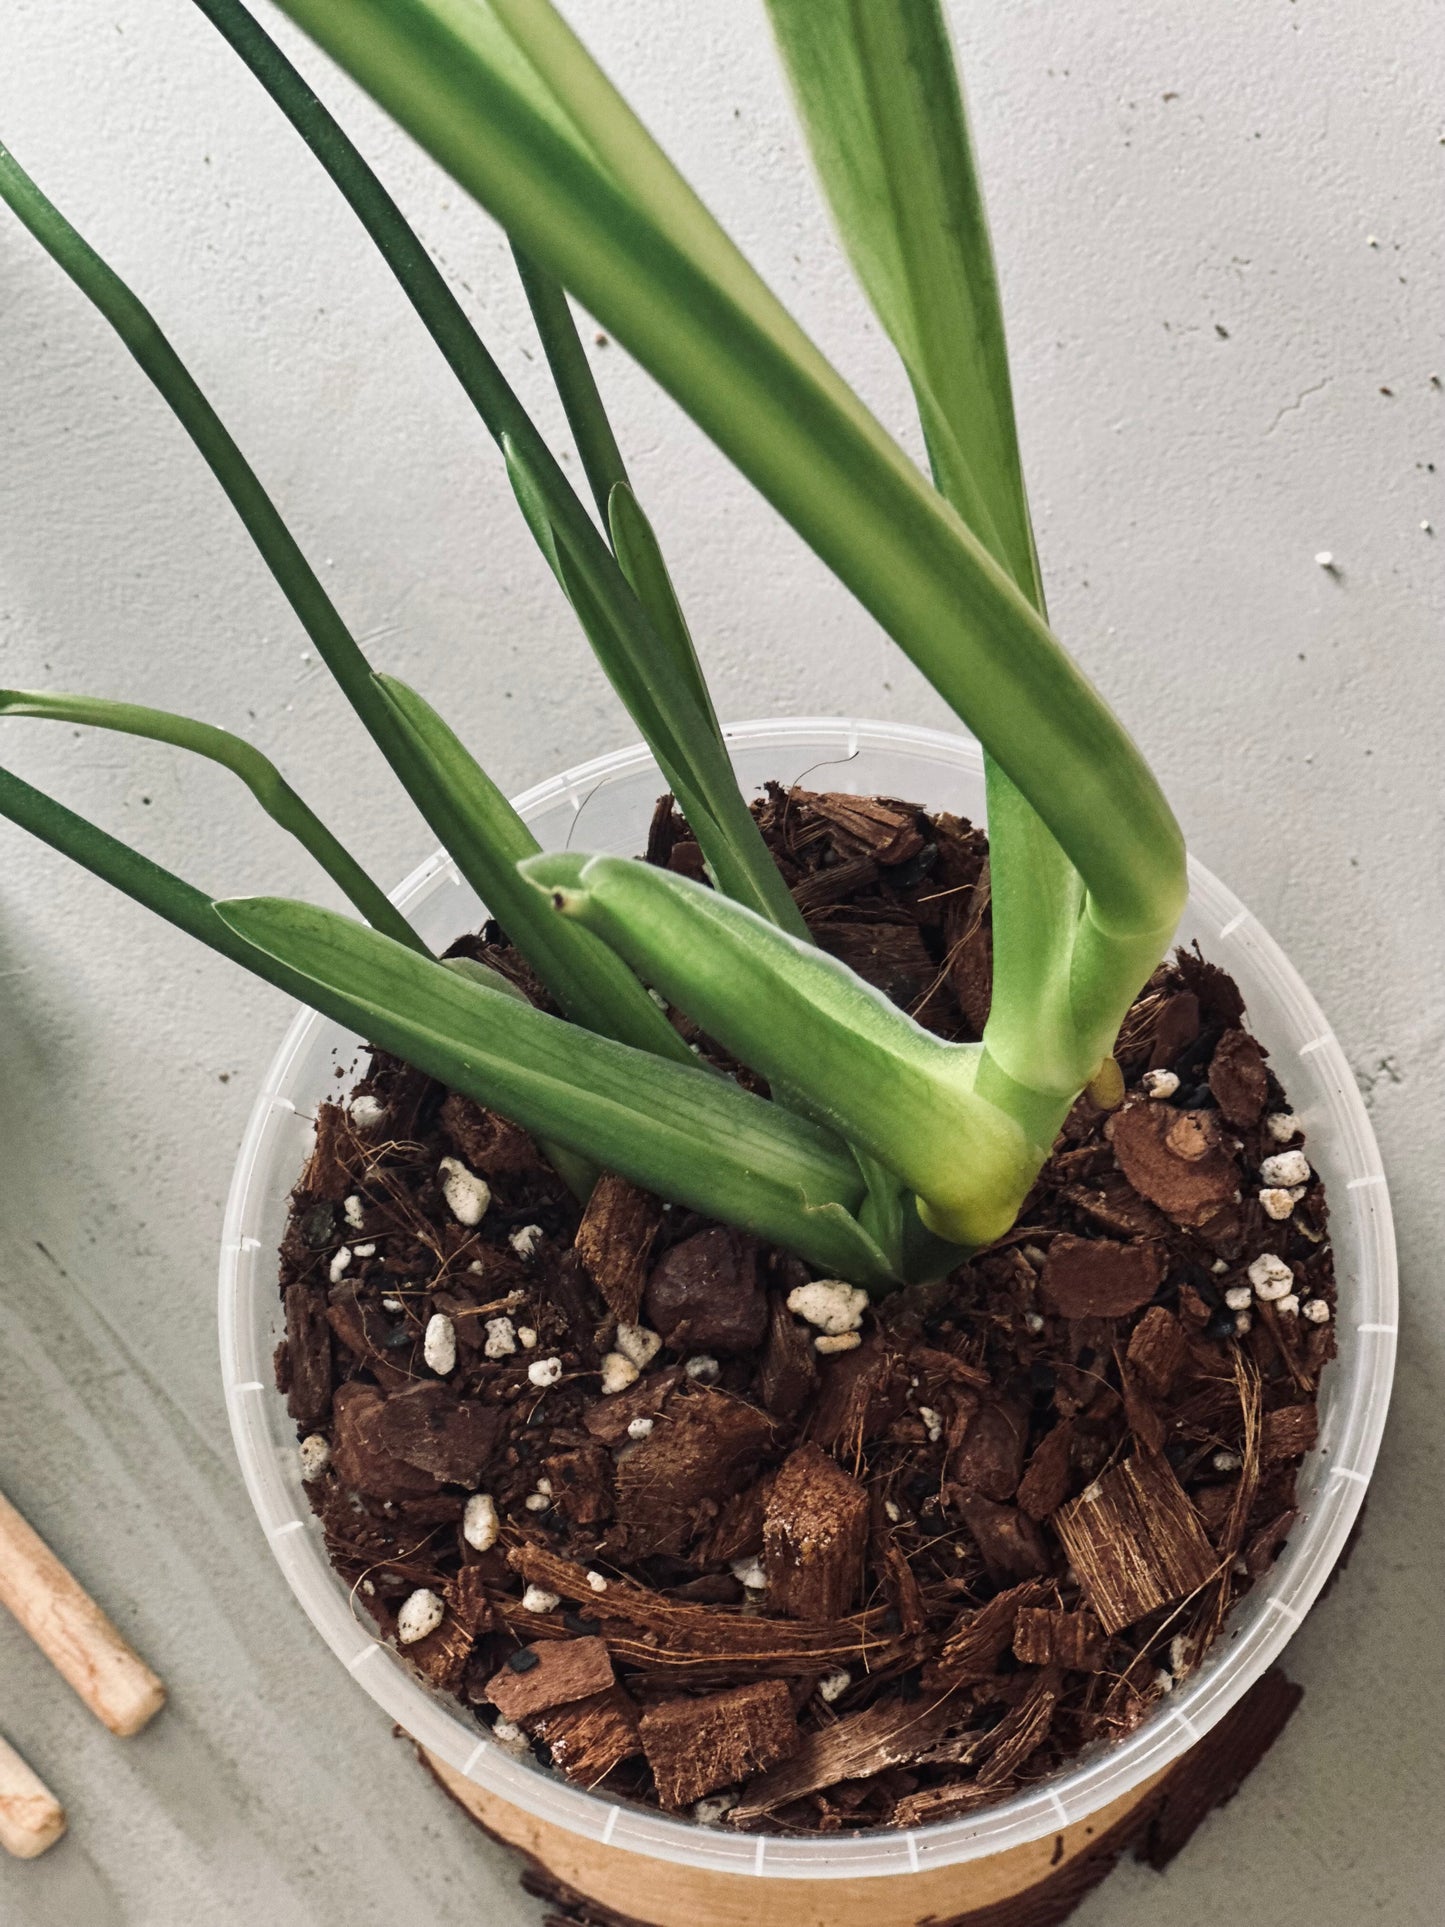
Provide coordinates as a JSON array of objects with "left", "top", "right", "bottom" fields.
[
  {"left": 270, "top": 0, "right": 1185, "bottom": 946},
  {"left": 0, "top": 686, "right": 425, "bottom": 953},
  {"left": 373, "top": 673, "right": 691, "bottom": 1061},
  {"left": 523, "top": 850, "right": 1041, "bottom": 1246},
  {"left": 217, "top": 893, "right": 897, "bottom": 1281}
]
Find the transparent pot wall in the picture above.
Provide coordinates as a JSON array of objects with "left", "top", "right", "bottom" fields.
[{"left": 221, "top": 718, "right": 1395, "bottom": 1882}]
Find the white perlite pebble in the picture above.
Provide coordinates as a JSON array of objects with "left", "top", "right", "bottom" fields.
[
  {"left": 352, "top": 1242, "right": 376, "bottom": 1258},
  {"left": 381, "top": 1297, "right": 405, "bottom": 1314},
  {"left": 484, "top": 1317, "right": 519, "bottom": 1359},
  {"left": 509, "top": 1224, "right": 544, "bottom": 1259},
  {"left": 397, "top": 1588, "right": 444, "bottom": 1644},
  {"left": 299, "top": 1434, "right": 331, "bottom": 1480},
  {"left": 600, "top": 1351, "right": 641, "bottom": 1395},
  {"left": 693, "top": 1792, "right": 739, "bottom": 1826},
  {"left": 1024, "top": 1310, "right": 1045, "bottom": 1335},
  {"left": 1276, "top": 1294, "right": 1300, "bottom": 1317},
  {"left": 1260, "top": 1150, "right": 1311, "bottom": 1188},
  {"left": 438, "top": 1156, "right": 491, "bottom": 1227},
  {"left": 348, "top": 1093, "right": 387, "bottom": 1130},
  {"left": 424, "top": 1313, "right": 457, "bottom": 1376},
  {"left": 524, "top": 1492, "right": 552, "bottom": 1513},
  {"left": 528, "top": 1355, "right": 563, "bottom": 1388},
  {"left": 685, "top": 1354, "right": 720, "bottom": 1383},
  {"left": 1224, "top": 1285, "right": 1254, "bottom": 1311},
  {"left": 1266, "top": 1112, "right": 1302, "bottom": 1143},
  {"left": 730, "top": 1557, "right": 767, "bottom": 1591},
  {"left": 463, "top": 1493, "right": 500, "bottom": 1552},
  {"left": 1248, "top": 1253, "right": 1295, "bottom": 1300},
  {"left": 328, "top": 1246, "right": 352, "bottom": 1284},
  {"left": 491, "top": 1717, "right": 530, "bottom": 1756},
  {"left": 814, "top": 1331, "right": 862, "bottom": 1355},
  {"left": 917, "top": 1405, "right": 944, "bottom": 1444},
  {"left": 343, "top": 1194, "right": 366, "bottom": 1230},
  {"left": 884, "top": 1500, "right": 902, "bottom": 1525},
  {"left": 586, "top": 1570, "right": 609, "bottom": 1594},
  {"left": 627, "top": 1417, "right": 655, "bottom": 1441},
  {"left": 1260, "top": 1187, "right": 1302, "bottom": 1221},
  {"left": 1211, "top": 1450, "right": 1242, "bottom": 1473},
  {"left": 817, "top": 1669, "right": 852, "bottom": 1704},
  {"left": 1234, "top": 1311, "right": 1253, "bottom": 1335},
  {"left": 786, "top": 1279, "right": 868, "bottom": 1335},
  {"left": 1141, "top": 1068, "right": 1180, "bottom": 1100},
  {"left": 1302, "top": 1298, "right": 1332, "bottom": 1325},
  {"left": 615, "top": 1324, "right": 662, "bottom": 1370},
  {"left": 518, "top": 1327, "right": 539, "bottom": 1349},
  {"left": 521, "top": 1585, "right": 559, "bottom": 1615}
]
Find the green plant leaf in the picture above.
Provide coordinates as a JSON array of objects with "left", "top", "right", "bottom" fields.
[
  {"left": 523, "top": 849, "right": 1044, "bottom": 1246},
  {"left": 501, "top": 434, "right": 809, "bottom": 937},
  {"left": 269, "top": 0, "right": 1185, "bottom": 948},
  {"left": 217, "top": 893, "right": 899, "bottom": 1281},
  {"left": 371, "top": 673, "right": 691, "bottom": 1059},
  {"left": 0, "top": 686, "right": 425, "bottom": 953}
]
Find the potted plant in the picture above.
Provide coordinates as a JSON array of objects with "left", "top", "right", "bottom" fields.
[{"left": 0, "top": 3, "right": 1393, "bottom": 1923}]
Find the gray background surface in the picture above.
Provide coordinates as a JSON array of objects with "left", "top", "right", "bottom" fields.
[{"left": 1, "top": 2, "right": 1441, "bottom": 1921}]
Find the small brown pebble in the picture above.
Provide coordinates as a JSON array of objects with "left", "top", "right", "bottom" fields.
[
  {"left": 645, "top": 1227, "right": 767, "bottom": 1355},
  {"left": 639, "top": 1679, "right": 799, "bottom": 1808}
]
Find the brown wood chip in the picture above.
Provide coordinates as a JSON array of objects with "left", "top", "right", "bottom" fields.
[
  {"left": 1017, "top": 1419, "right": 1077, "bottom": 1522},
  {"left": 1260, "top": 1403, "right": 1319, "bottom": 1465},
  {"left": 1012, "top": 1606, "right": 1106, "bottom": 1671},
  {"left": 440, "top": 1091, "right": 543, "bottom": 1175},
  {"left": 1054, "top": 1451, "right": 1218, "bottom": 1634},
  {"left": 639, "top": 1679, "right": 799, "bottom": 1808},
  {"left": 612, "top": 1386, "right": 778, "bottom": 1558},
  {"left": 581, "top": 1366, "right": 685, "bottom": 1447},
  {"left": 757, "top": 1290, "right": 817, "bottom": 1417},
  {"left": 505, "top": 1544, "right": 911, "bottom": 1681},
  {"left": 282, "top": 1283, "right": 332, "bottom": 1427},
  {"left": 954, "top": 1493, "right": 1052, "bottom": 1584},
  {"left": 806, "top": 1334, "right": 909, "bottom": 1458},
  {"left": 802, "top": 791, "right": 926, "bottom": 864},
  {"left": 976, "top": 1670, "right": 1062, "bottom": 1787},
  {"left": 302, "top": 1102, "right": 354, "bottom": 1200},
  {"left": 408, "top": 1566, "right": 493, "bottom": 1693},
  {"left": 1146, "top": 991, "right": 1200, "bottom": 1070},
  {"left": 1041, "top": 1235, "right": 1165, "bottom": 1320},
  {"left": 574, "top": 1172, "right": 663, "bottom": 1326},
  {"left": 949, "top": 1394, "right": 1030, "bottom": 1501},
  {"left": 544, "top": 1445, "right": 614, "bottom": 1526},
  {"left": 1108, "top": 1101, "right": 1242, "bottom": 1231},
  {"left": 763, "top": 1444, "right": 869, "bottom": 1620},
  {"left": 1207, "top": 1028, "right": 1270, "bottom": 1127},
  {"left": 528, "top": 1685, "right": 641, "bottom": 1786},
  {"left": 933, "top": 1580, "right": 1051, "bottom": 1684},
  {"left": 486, "top": 1636, "right": 615, "bottom": 1722},
  {"left": 729, "top": 1691, "right": 960, "bottom": 1819},
  {"left": 1126, "top": 1305, "right": 1189, "bottom": 1398}
]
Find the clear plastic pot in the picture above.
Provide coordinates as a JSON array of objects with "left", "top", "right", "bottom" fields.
[{"left": 220, "top": 716, "right": 1396, "bottom": 1886}]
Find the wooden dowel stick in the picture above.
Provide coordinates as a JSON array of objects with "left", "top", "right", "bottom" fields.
[
  {"left": 0, "top": 1734, "right": 66, "bottom": 1859},
  {"left": 0, "top": 1490, "right": 165, "bottom": 1737}
]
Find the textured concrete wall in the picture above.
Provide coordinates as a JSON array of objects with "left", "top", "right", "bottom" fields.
[{"left": 0, "top": 2, "right": 1440, "bottom": 1921}]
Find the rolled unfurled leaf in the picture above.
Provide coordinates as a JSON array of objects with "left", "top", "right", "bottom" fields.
[{"left": 523, "top": 850, "right": 1040, "bottom": 1246}]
